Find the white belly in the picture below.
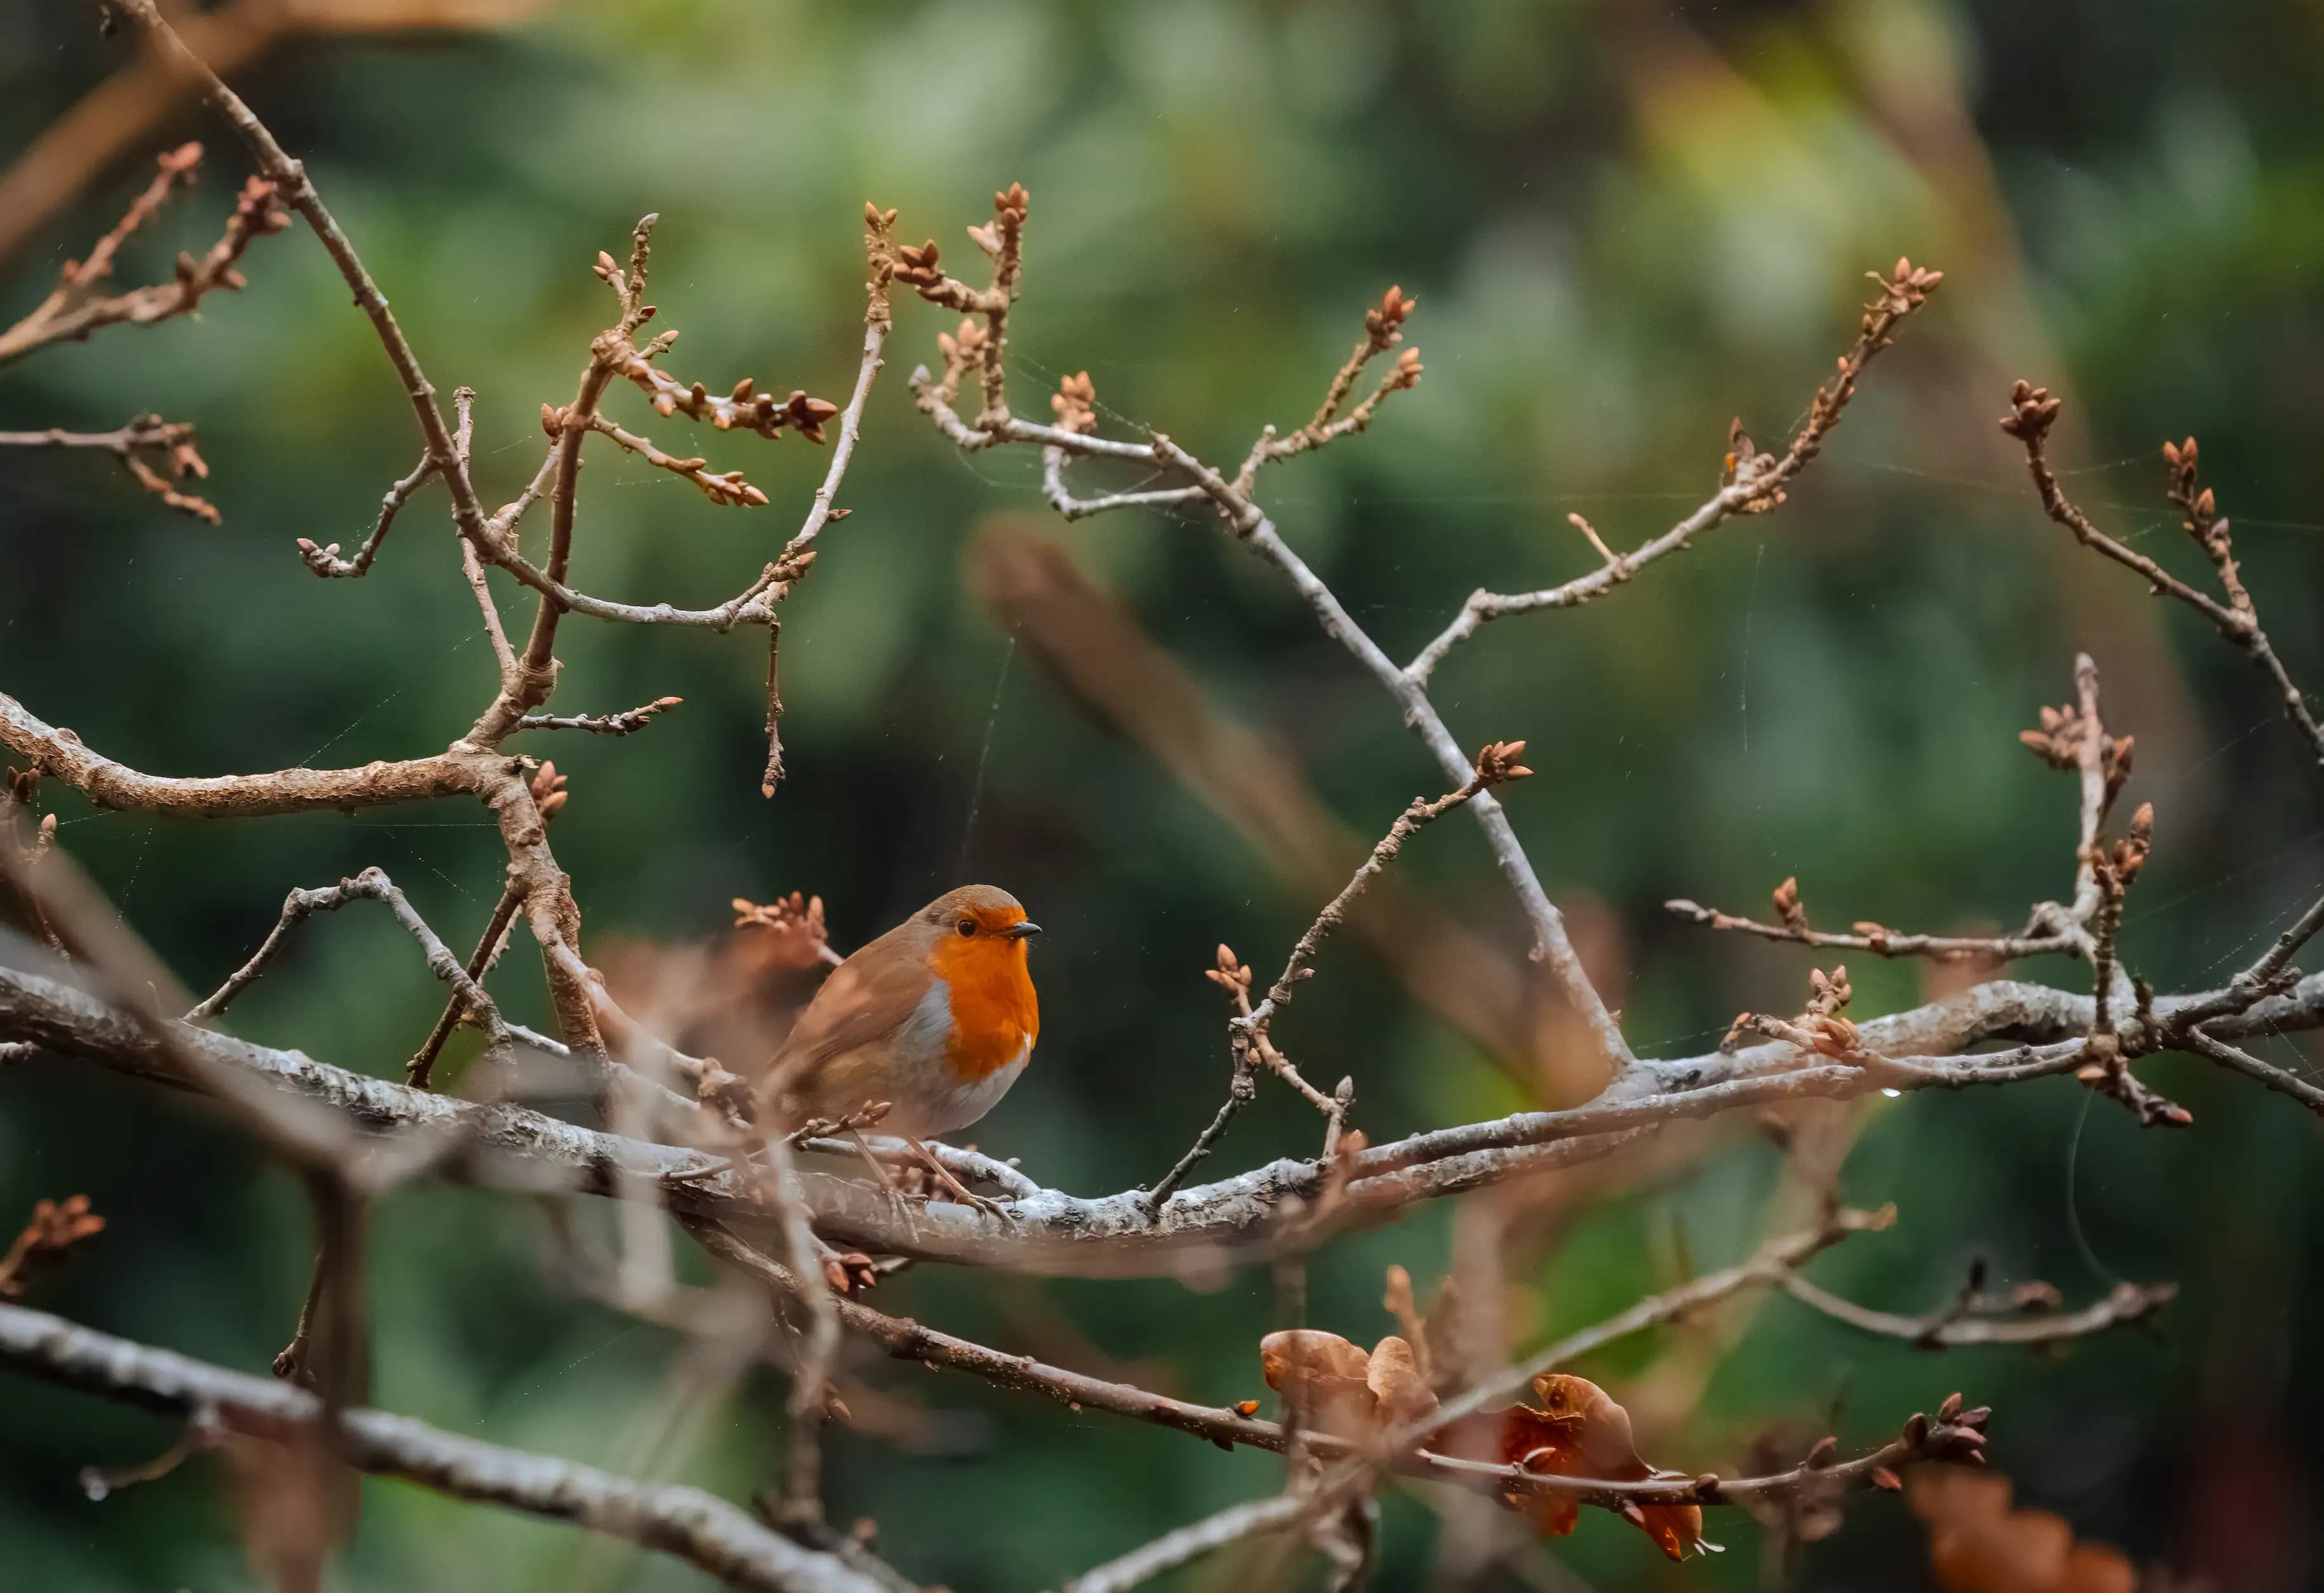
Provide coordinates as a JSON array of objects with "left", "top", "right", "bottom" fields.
[{"left": 924, "top": 1047, "right": 1028, "bottom": 1137}]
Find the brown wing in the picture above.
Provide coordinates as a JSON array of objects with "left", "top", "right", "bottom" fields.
[{"left": 766, "top": 918, "right": 933, "bottom": 1114}]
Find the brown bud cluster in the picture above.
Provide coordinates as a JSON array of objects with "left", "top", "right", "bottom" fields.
[
  {"left": 2093, "top": 802, "right": 2154, "bottom": 893},
  {"left": 2161, "top": 435, "right": 2236, "bottom": 566},
  {"left": 965, "top": 182, "right": 1030, "bottom": 262},
  {"left": 1473, "top": 739, "right": 1534, "bottom": 786},
  {"left": 207, "top": 176, "right": 291, "bottom": 289},
  {"left": 1051, "top": 370, "right": 1099, "bottom": 435},
  {"left": 1206, "top": 943, "right": 1256, "bottom": 1004},
  {"left": 894, "top": 237, "right": 946, "bottom": 289},
  {"left": 937, "top": 317, "right": 989, "bottom": 369},
  {"left": 2018, "top": 698, "right": 2133, "bottom": 797},
  {"left": 614, "top": 351, "right": 840, "bottom": 444},
  {"left": 821, "top": 1250, "right": 879, "bottom": 1298},
  {"left": 1919, "top": 1391, "right": 1992, "bottom": 1466},
  {"left": 0, "top": 1195, "right": 106, "bottom": 1298},
  {"left": 530, "top": 760, "right": 568, "bottom": 820},
  {"left": 1772, "top": 875, "right": 1810, "bottom": 934},
  {"left": 1865, "top": 256, "right": 1944, "bottom": 324},
  {"left": 733, "top": 891, "right": 832, "bottom": 970},
  {"left": 1998, "top": 379, "right": 2063, "bottom": 443},
  {"left": 1365, "top": 284, "right": 1416, "bottom": 350},
  {"left": 1807, "top": 964, "right": 1852, "bottom": 1016}
]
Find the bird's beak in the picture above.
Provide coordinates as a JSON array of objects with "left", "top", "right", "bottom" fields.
[{"left": 1002, "top": 920, "right": 1042, "bottom": 940}]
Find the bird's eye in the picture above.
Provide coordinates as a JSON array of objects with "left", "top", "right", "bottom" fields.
[{"left": 956, "top": 917, "right": 976, "bottom": 936}]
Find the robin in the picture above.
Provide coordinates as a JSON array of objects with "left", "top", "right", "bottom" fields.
[{"left": 764, "top": 884, "right": 1040, "bottom": 1207}]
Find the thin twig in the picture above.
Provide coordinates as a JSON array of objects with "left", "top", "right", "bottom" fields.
[
  {"left": 762, "top": 202, "right": 896, "bottom": 796},
  {"left": 297, "top": 452, "right": 434, "bottom": 577},
  {"left": 2003, "top": 384, "right": 2324, "bottom": 766},
  {"left": 908, "top": 229, "right": 1704, "bottom": 1074},
  {"left": 1414, "top": 1207, "right": 1892, "bottom": 1443},
  {"left": 0, "top": 413, "right": 219, "bottom": 521},
  {"left": 0, "top": 140, "right": 287, "bottom": 369},
  {"left": 2177, "top": 1028, "right": 2324, "bottom": 1116},
  {"left": 1401, "top": 259, "right": 1943, "bottom": 683},
  {"left": 407, "top": 878, "right": 525, "bottom": 1089},
  {"left": 449, "top": 387, "right": 517, "bottom": 676},
  {"left": 516, "top": 698, "right": 684, "bottom": 737},
  {"left": 1059, "top": 1492, "right": 1312, "bottom": 1593},
  {"left": 187, "top": 869, "right": 511, "bottom": 1062},
  {"left": 1665, "top": 897, "right": 2069, "bottom": 964},
  {"left": 1782, "top": 1274, "right": 2177, "bottom": 1346}
]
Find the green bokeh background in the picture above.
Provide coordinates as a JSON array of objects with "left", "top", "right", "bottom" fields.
[{"left": 4, "top": 1, "right": 2322, "bottom": 1588}]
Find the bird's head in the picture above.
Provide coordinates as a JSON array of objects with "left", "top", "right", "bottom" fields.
[{"left": 919, "top": 884, "right": 1041, "bottom": 952}]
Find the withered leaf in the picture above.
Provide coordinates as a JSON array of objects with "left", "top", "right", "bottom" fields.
[
  {"left": 1437, "top": 1373, "right": 1712, "bottom": 1562},
  {"left": 1909, "top": 1465, "right": 2137, "bottom": 1593}
]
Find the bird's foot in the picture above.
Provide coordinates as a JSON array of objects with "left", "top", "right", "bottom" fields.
[{"left": 906, "top": 1136, "right": 1007, "bottom": 1217}]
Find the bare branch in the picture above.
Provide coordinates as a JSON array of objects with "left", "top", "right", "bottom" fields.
[
  {"left": 1403, "top": 258, "right": 1943, "bottom": 684},
  {"left": 0, "top": 413, "right": 220, "bottom": 521},
  {"left": 186, "top": 870, "right": 514, "bottom": 1072},
  {"left": 407, "top": 878, "right": 524, "bottom": 1089},
  {"left": 1, "top": 689, "right": 480, "bottom": 818},
  {"left": 1234, "top": 283, "right": 1425, "bottom": 487},
  {"left": 452, "top": 388, "right": 519, "bottom": 676},
  {"left": 0, "top": 141, "right": 287, "bottom": 369},
  {"left": 1258, "top": 742, "right": 1531, "bottom": 1022},
  {"left": 911, "top": 365, "right": 1635, "bottom": 1077},
  {"left": 516, "top": 698, "right": 684, "bottom": 737},
  {"left": 1414, "top": 1207, "right": 1890, "bottom": 1442},
  {"left": 0, "top": 1302, "right": 887, "bottom": 1593},
  {"left": 1782, "top": 1274, "right": 2176, "bottom": 1347},
  {"left": 585, "top": 414, "right": 769, "bottom": 507},
  {"left": 1061, "top": 1492, "right": 1312, "bottom": 1593},
  {"left": 2003, "top": 386, "right": 2324, "bottom": 765},
  {"left": 13, "top": 957, "right": 2324, "bottom": 1271},
  {"left": 2176, "top": 1027, "right": 2324, "bottom": 1117},
  {"left": 1666, "top": 889, "right": 2068, "bottom": 964},
  {"left": 763, "top": 202, "right": 897, "bottom": 795},
  {"left": 297, "top": 453, "right": 436, "bottom": 577}
]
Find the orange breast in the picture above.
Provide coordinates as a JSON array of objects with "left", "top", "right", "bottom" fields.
[{"left": 930, "top": 934, "right": 1039, "bottom": 1081}]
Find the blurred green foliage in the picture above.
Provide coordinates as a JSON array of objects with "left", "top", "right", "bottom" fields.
[{"left": 3, "top": 1, "right": 2323, "bottom": 1589}]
